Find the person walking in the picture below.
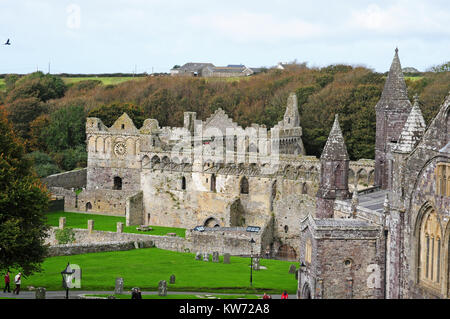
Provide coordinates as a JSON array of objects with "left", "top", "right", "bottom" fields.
[
  {"left": 262, "top": 292, "right": 272, "bottom": 300},
  {"left": 3, "top": 271, "right": 11, "bottom": 293},
  {"left": 281, "top": 290, "right": 288, "bottom": 299},
  {"left": 13, "top": 272, "right": 21, "bottom": 295}
]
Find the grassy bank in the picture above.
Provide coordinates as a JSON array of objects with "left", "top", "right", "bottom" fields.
[
  {"left": 20, "top": 248, "right": 298, "bottom": 294},
  {"left": 45, "top": 211, "right": 186, "bottom": 237},
  {"left": 62, "top": 76, "right": 146, "bottom": 86}
]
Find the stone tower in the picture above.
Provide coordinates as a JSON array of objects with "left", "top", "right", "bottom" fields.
[
  {"left": 374, "top": 48, "right": 412, "bottom": 190},
  {"left": 315, "top": 114, "right": 350, "bottom": 218},
  {"left": 283, "top": 92, "right": 300, "bottom": 128}
]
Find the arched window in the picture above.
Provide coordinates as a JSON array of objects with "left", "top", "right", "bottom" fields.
[
  {"left": 240, "top": 176, "right": 249, "bottom": 194},
  {"left": 210, "top": 174, "right": 216, "bottom": 192},
  {"left": 181, "top": 176, "right": 186, "bottom": 190},
  {"left": 113, "top": 176, "right": 122, "bottom": 190},
  {"left": 305, "top": 238, "right": 312, "bottom": 265},
  {"left": 419, "top": 208, "right": 442, "bottom": 290}
]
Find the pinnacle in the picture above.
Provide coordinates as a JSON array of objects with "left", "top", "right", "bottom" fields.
[
  {"left": 379, "top": 48, "right": 409, "bottom": 103},
  {"left": 320, "top": 114, "right": 349, "bottom": 161},
  {"left": 394, "top": 95, "right": 426, "bottom": 153}
]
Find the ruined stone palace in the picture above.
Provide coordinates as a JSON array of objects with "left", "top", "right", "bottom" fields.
[{"left": 46, "top": 92, "right": 374, "bottom": 261}]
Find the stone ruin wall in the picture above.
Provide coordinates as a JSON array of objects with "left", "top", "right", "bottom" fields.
[
  {"left": 45, "top": 226, "right": 265, "bottom": 257},
  {"left": 43, "top": 168, "right": 87, "bottom": 190}
]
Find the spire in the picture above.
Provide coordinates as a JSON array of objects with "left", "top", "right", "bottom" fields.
[
  {"left": 320, "top": 114, "right": 349, "bottom": 161},
  {"left": 394, "top": 94, "right": 426, "bottom": 153},
  {"left": 378, "top": 48, "right": 410, "bottom": 106}
]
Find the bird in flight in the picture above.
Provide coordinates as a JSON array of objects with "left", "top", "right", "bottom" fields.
[{"left": 4, "top": 38, "right": 11, "bottom": 45}]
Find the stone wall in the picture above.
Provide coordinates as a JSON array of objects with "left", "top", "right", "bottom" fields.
[
  {"left": 46, "top": 226, "right": 266, "bottom": 257},
  {"left": 42, "top": 168, "right": 87, "bottom": 189},
  {"left": 47, "top": 240, "right": 155, "bottom": 257},
  {"left": 185, "top": 228, "right": 263, "bottom": 256},
  {"left": 126, "top": 191, "right": 144, "bottom": 226},
  {"left": 299, "top": 216, "right": 385, "bottom": 299},
  {"left": 49, "top": 187, "right": 136, "bottom": 216}
]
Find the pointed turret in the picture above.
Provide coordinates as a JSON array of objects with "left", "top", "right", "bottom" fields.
[
  {"left": 375, "top": 48, "right": 412, "bottom": 189},
  {"left": 377, "top": 48, "right": 410, "bottom": 106},
  {"left": 320, "top": 114, "right": 349, "bottom": 161},
  {"left": 315, "top": 114, "right": 350, "bottom": 218},
  {"left": 394, "top": 95, "right": 426, "bottom": 153}
]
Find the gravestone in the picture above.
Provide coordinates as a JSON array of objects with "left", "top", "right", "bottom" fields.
[
  {"left": 289, "top": 264, "right": 297, "bottom": 274},
  {"left": 252, "top": 257, "right": 260, "bottom": 271},
  {"left": 223, "top": 253, "right": 231, "bottom": 264},
  {"left": 134, "top": 241, "right": 139, "bottom": 249},
  {"left": 203, "top": 253, "right": 210, "bottom": 262},
  {"left": 115, "top": 277, "right": 124, "bottom": 294},
  {"left": 158, "top": 280, "right": 167, "bottom": 296},
  {"left": 195, "top": 252, "right": 202, "bottom": 261},
  {"left": 87, "top": 219, "right": 94, "bottom": 233},
  {"left": 116, "top": 222, "right": 124, "bottom": 233},
  {"left": 212, "top": 252, "right": 219, "bottom": 263},
  {"left": 59, "top": 217, "right": 66, "bottom": 230},
  {"left": 35, "top": 287, "right": 46, "bottom": 299},
  {"left": 170, "top": 274, "right": 176, "bottom": 284}
]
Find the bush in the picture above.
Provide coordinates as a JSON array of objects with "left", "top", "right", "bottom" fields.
[
  {"left": 51, "top": 145, "right": 87, "bottom": 171},
  {"left": 54, "top": 227, "right": 76, "bottom": 245},
  {"left": 25, "top": 151, "right": 61, "bottom": 177}
]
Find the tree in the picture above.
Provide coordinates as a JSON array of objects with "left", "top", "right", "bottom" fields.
[
  {"left": 6, "top": 97, "right": 46, "bottom": 141},
  {"left": 0, "top": 107, "right": 50, "bottom": 276},
  {"left": 24, "top": 151, "right": 61, "bottom": 178},
  {"left": 428, "top": 61, "right": 450, "bottom": 73},
  {"left": 6, "top": 72, "right": 66, "bottom": 103},
  {"left": 41, "top": 105, "right": 86, "bottom": 152}
]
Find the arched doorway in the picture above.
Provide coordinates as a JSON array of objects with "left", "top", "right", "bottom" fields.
[
  {"left": 302, "top": 283, "right": 312, "bottom": 299},
  {"left": 210, "top": 174, "right": 216, "bottom": 192},
  {"left": 85, "top": 202, "right": 92, "bottom": 212},
  {"left": 113, "top": 176, "right": 122, "bottom": 190},
  {"left": 181, "top": 176, "right": 186, "bottom": 190},
  {"left": 204, "top": 217, "right": 220, "bottom": 228}
]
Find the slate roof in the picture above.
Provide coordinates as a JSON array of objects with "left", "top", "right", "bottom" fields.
[
  {"left": 394, "top": 95, "right": 426, "bottom": 153},
  {"left": 320, "top": 114, "right": 349, "bottom": 161},
  {"left": 178, "top": 63, "right": 215, "bottom": 72},
  {"left": 376, "top": 48, "right": 411, "bottom": 110}
]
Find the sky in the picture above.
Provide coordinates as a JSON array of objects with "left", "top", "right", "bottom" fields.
[{"left": 0, "top": 0, "right": 449, "bottom": 74}]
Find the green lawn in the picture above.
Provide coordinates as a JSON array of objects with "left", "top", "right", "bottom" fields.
[
  {"left": 62, "top": 76, "right": 146, "bottom": 86},
  {"left": 45, "top": 211, "right": 186, "bottom": 237},
  {"left": 20, "top": 248, "right": 298, "bottom": 294},
  {"left": 0, "top": 78, "right": 5, "bottom": 91}
]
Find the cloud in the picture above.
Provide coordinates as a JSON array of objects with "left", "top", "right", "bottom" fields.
[
  {"left": 187, "top": 12, "right": 324, "bottom": 43},
  {"left": 349, "top": 2, "right": 450, "bottom": 35}
]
